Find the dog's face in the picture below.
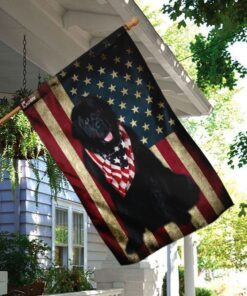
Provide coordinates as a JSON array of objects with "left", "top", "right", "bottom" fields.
[{"left": 71, "top": 96, "right": 121, "bottom": 154}]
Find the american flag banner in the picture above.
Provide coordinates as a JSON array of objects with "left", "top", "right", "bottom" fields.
[{"left": 21, "top": 26, "right": 233, "bottom": 265}]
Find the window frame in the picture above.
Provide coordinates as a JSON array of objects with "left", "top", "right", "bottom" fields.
[{"left": 52, "top": 198, "right": 88, "bottom": 269}]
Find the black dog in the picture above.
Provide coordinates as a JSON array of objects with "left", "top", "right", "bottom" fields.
[{"left": 71, "top": 96, "right": 199, "bottom": 254}]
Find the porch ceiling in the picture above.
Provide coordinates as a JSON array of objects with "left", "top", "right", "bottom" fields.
[{"left": 0, "top": 0, "right": 211, "bottom": 117}]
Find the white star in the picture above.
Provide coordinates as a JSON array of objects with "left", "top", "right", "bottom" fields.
[
  {"left": 88, "top": 50, "right": 94, "bottom": 57},
  {"left": 119, "top": 101, "right": 126, "bottom": 109},
  {"left": 145, "top": 109, "right": 152, "bottom": 117},
  {"left": 131, "top": 106, "right": 139, "bottom": 113},
  {"left": 114, "top": 56, "right": 120, "bottom": 64},
  {"left": 97, "top": 81, "right": 104, "bottom": 89},
  {"left": 157, "top": 114, "right": 164, "bottom": 121},
  {"left": 123, "top": 154, "right": 128, "bottom": 159},
  {"left": 121, "top": 141, "right": 126, "bottom": 148},
  {"left": 74, "top": 61, "right": 80, "bottom": 68},
  {"left": 86, "top": 64, "right": 93, "bottom": 71},
  {"left": 158, "top": 101, "right": 165, "bottom": 108},
  {"left": 98, "top": 67, "right": 106, "bottom": 75},
  {"left": 137, "top": 65, "right": 144, "bottom": 72},
  {"left": 130, "top": 119, "right": 137, "bottom": 127},
  {"left": 111, "top": 71, "right": 118, "bottom": 79},
  {"left": 136, "top": 78, "right": 142, "bottom": 86},
  {"left": 107, "top": 98, "right": 114, "bottom": 105},
  {"left": 169, "top": 118, "right": 175, "bottom": 126},
  {"left": 72, "top": 74, "right": 79, "bottom": 82},
  {"left": 125, "top": 61, "right": 133, "bottom": 68},
  {"left": 134, "top": 91, "right": 141, "bottom": 99},
  {"left": 114, "top": 157, "right": 120, "bottom": 164},
  {"left": 108, "top": 84, "right": 116, "bottom": 92},
  {"left": 119, "top": 115, "right": 125, "bottom": 123},
  {"left": 82, "top": 91, "right": 89, "bottom": 97},
  {"left": 141, "top": 137, "right": 148, "bottom": 144},
  {"left": 59, "top": 71, "right": 66, "bottom": 77},
  {"left": 83, "top": 77, "right": 91, "bottom": 85},
  {"left": 121, "top": 88, "right": 128, "bottom": 96},
  {"left": 146, "top": 96, "right": 153, "bottom": 104},
  {"left": 142, "top": 123, "right": 150, "bottom": 131},
  {"left": 124, "top": 73, "right": 131, "bottom": 81},
  {"left": 70, "top": 88, "right": 77, "bottom": 95},
  {"left": 114, "top": 146, "right": 120, "bottom": 152},
  {"left": 156, "top": 126, "right": 163, "bottom": 134}
]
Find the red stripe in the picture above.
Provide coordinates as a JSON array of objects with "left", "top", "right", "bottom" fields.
[
  {"left": 156, "top": 138, "right": 218, "bottom": 223},
  {"left": 25, "top": 99, "right": 131, "bottom": 265},
  {"left": 175, "top": 128, "right": 233, "bottom": 208},
  {"left": 35, "top": 84, "right": 150, "bottom": 260}
]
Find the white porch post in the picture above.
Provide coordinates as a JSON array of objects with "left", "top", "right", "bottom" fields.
[
  {"left": 184, "top": 234, "right": 198, "bottom": 296},
  {"left": 166, "top": 241, "right": 179, "bottom": 296}
]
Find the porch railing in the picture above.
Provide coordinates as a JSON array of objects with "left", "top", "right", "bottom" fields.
[{"left": 45, "top": 288, "right": 124, "bottom": 296}]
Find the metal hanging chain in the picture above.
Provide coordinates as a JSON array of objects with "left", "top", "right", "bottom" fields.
[{"left": 22, "top": 35, "right": 27, "bottom": 90}]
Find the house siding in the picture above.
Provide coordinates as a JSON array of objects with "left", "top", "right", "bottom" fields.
[{"left": 0, "top": 159, "right": 109, "bottom": 270}]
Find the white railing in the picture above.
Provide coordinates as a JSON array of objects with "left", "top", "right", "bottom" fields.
[
  {"left": 45, "top": 288, "right": 124, "bottom": 296},
  {"left": 0, "top": 271, "right": 8, "bottom": 296}
]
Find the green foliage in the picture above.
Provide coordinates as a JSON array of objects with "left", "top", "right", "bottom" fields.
[
  {"left": 162, "top": 0, "right": 247, "bottom": 29},
  {"left": 44, "top": 266, "right": 93, "bottom": 294},
  {"left": 228, "top": 131, "right": 247, "bottom": 169},
  {"left": 55, "top": 225, "right": 68, "bottom": 244},
  {"left": 195, "top": 287, "right": 216, "bottom": 296},
  {"left": 190, "top": 28, "right": 247, "bottom": 90},
  {"left": 0, "top": 232, "right": 50, "bottom": 285},
  {"left": 162, "top": 0, "right": 247, "bottom": 90},
  {"left": 197, "top": 205, "right": 247, "bottom": 271},
  {"left": 0, "top": 89, "right": 68, "bottom": 203},
  {"left": 227, "top": 131, "right": 247, "bottom": 216},
  {"left": 162, "top": 266, "right": 216, "bottom": 295}
]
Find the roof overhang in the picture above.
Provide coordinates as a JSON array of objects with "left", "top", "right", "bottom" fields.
[{"left": 0, "top": 0, "right": 212, "bottom": 117}]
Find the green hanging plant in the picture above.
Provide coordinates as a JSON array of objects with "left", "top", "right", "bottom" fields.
[{"left": 0, "top": 88, "right": 68, "bottom": 204}]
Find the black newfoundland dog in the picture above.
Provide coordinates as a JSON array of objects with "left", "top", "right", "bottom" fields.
[{"left": 71, "top": 96, "right": 199, "bottom": 254}]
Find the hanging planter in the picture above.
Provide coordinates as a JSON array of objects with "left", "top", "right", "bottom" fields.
[{"left": 0, "top": 37, "right": 68, "bottom": 202}]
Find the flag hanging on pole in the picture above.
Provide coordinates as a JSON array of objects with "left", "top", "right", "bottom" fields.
[{"left": 21, "top": 26, "right": 233, "bottom": 265}]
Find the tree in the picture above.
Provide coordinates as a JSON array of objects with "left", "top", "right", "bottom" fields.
[
  {"left": 162, "top": 0, "right": 247, "bottom": 90},
  {"left": 161, "top": 0, "right": 247, "bottom": 217},
  {"left": 137, "top": 0, "right": 247, "bottom": 271}
]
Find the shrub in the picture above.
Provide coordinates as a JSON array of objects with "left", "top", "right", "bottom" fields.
[
  {"left": 0, "top": 232, "right": 50, "bottom": 285},
  {"left": 196, "top": 287, "right": 216, "bottom": 296},
  {"left": 44, "top": 266, "right": 94, "bottom": 293}
]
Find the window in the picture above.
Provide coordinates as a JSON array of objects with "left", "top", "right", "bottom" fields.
[
  {"left": 73, "top": 212, "right": 84, "bottom": 267},
  {"left": 55, "top": 208, "right": 68, "bottom": 267},
  {"left": 53, "top": 202, "right": 87, "bottom": 269}
]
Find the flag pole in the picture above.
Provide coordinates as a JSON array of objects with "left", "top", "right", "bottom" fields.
[
  {"left": 0, "top": 105, "right": 21, "bottom": 126},
  {"left": 124, "top": 17, "right": 139, "bottom": 31},
  {"left": 0, "top": 17, "right": 140, "bottom": 126}
]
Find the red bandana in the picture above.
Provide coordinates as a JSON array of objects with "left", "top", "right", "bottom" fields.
[{"left": 85, "top": 124, "right": 135, "bottom": 197}]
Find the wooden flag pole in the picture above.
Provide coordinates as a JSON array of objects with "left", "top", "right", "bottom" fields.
[
  {"left": 0, "top": 17, "right": 140, "bottom": 126},
  {"left": 0, "top": 105, "right": 21, "bottom": 126},
  {"left": 124, "top": 17, "right": 139, "bottom": 31}
]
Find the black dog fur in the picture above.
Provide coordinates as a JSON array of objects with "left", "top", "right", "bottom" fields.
[{"left": 71, "top": 96, "right": 199, "bottom": 254}]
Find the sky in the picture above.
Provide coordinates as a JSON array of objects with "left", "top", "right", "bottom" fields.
[{"left": 135, "top": 0, "right": 247, "bottom": 194}]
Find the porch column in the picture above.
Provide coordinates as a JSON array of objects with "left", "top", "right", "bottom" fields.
[
  {"left": 166, "top": 241, "right": 179, "bottom": 296},
  {"left": 184, "top": 234, "right": 198, "bottom": 296}
]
